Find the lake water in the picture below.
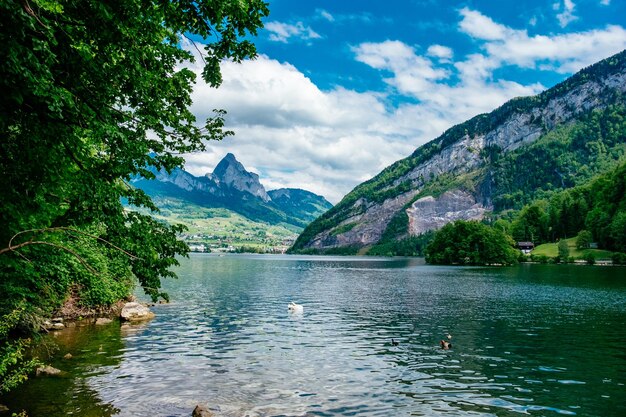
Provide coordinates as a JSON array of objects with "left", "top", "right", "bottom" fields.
[{"left": 2, "top": 254, "right": 626, "bottom": 416}]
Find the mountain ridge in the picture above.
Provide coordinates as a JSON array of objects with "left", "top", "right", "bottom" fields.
[
  {"left": 291, "top": 49, "right": 626, "bottom": 253},
  {"left": 134, "top": 153, "right": 332, "bottom": 229}
]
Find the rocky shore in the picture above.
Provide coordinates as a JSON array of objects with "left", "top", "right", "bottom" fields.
[{"left": 41, "top": 297, "right": 156, "bottom": 332}]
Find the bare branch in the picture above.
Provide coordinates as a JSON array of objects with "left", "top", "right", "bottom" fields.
[
  {"left": 183, "top": 34, "right": 207, "bottom": 66},
  {"left": 21, "top": 0, "right": 48, "bottom": 29},
  {"left": 2, "top": 227, "right": 142, "bottom": 261},
  {"left": 4, "top": 241, "right": 99, "bottom": 275}
]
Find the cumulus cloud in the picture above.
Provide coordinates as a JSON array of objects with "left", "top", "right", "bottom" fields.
[
  {"left": 182, "top": 47, "right": 412, "bottom": 203},
  {"left": 458, "top": 8, "right": 626, "bottom": 73},
  {"left": 265, "top": 21, "right": 321, "bottom": 43},
  {"left": 459, "top": 7, "right": 512, "bottom": 41},
  {"left": 352, "top": 40, "right": 543, "bottom": 129},
  {"left": 554, "top": 0, "right": 578, "bottom": 28},
  {"left": 427, "top": 44, "right": 454, "bottom": 61},
  {"left": 353, "top": 41, "right": 449, "bottom": 97},
  {"left": 179, "top": 9, "right": 626, "bottom": 204}
]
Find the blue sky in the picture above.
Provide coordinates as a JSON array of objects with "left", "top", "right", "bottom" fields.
[{"left": 183, "top": 0, "right": 626, "bottom": 203}]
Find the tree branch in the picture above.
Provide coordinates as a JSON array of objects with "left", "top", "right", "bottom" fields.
[
  {"left": 3, "top": 240, "right": 99, "bottom": 275},
  {"left": 1, "top": 227, "right": 141, "bottom": 261}
]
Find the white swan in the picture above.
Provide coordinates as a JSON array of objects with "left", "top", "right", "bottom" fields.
[{"left": 288, "top": 302, "right": 303, "bottom": 313}]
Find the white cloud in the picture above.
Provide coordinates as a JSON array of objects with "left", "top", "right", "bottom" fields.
[
  {"left": 182, "top": 48, "right": 412, "bottom": 203},
  {"left": 600, "top": 0, "right": 611, "bottom": 5},
  {"left": 554, "top": 0, "right": 578, "bottom": 28},
  {"left": 353, "top": 41, "right": 543, "bottom": 135},
  {"left": 178, "top": 10, "right": 626, "bottom": 204},
  {"left": 459, "top": 7, "right": 512, "bottom": 41},
  {"left": 318, "top": 9, "right": 334, "bottom": 22},
  {"left": 265, "top": 21, "right": 321, "bottom": 43},
  {"left": 427, "top": 44, "right": 454, "bottom": 62},
  {"left": 458, "top": 9, "right": 626, "bottom": 73},
  {"left": 353, "top": 41, "right": 449, "bottom": 97}
]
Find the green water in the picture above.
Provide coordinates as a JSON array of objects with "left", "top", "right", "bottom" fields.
[{"left": 2, "top": 254, "right": 625, "bottom": 416}]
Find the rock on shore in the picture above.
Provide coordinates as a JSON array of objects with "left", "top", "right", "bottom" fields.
[
  {"left": 192, "top": 404, "right": 214, "bottom": 417},
  {"left": 120, "top": 302, "right": 155, "bottom": 322},
  {"left": 36, "top": 365, "right": 62, "bottom": 377}
]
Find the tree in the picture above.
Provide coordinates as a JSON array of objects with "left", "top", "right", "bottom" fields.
[
  {"left": 558, "top": 239, "right": 570, "bottom": 263},
  {"left": 609, "top": 212, "right": 626, "bottom": 253},
  {"left": 425, "top": 220, "right": 519, "bottom": 266},
  {"left": 0, "top": 0, "right": 269, "bottom": 311},
  {"left": 576, "top": 230, "right": 593, "bottom": 249},
  {"left": 510, "top": 202, "right": 549, "bottom": 244}
]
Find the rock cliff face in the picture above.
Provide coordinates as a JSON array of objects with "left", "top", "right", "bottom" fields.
[
  {"left": 407, "top": 190, "right": 487, "bottom": 235},
  {"left": 211, "top": 153, "right": 270, "bottom": 202},
  {"left": 291, "top": 49, "right": 626, "bottom": 252},
  {"left": 154, "top": 168, "right": 222, "bottom": 195},
  {"left": 392, "top": 69, "right": 626, "bottom": 193}
]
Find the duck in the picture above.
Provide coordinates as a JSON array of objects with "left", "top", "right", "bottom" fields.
[
  {"left": 288, "top": 302, "right": 303, "bottom": 313},
  {"left": 440, "top": 335, "right": 452, "bottom": 350},
  {"left": 440, "top": 340, "right": 452, "bottom": 349},
  {"left": 391, "top": 338, "right": 399, "bottom": 346}
]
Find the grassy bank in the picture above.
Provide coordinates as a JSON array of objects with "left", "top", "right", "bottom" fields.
[{"left": 532, "top": 237, "right": 615, "bottom": 260}]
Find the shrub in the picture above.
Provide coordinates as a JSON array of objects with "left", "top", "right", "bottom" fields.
[
  {"left": 611, "top": 252, "right": 626, "bottom": 265},
  {"left": 0, "top": 306, "right": 41, "bottom": 394}
]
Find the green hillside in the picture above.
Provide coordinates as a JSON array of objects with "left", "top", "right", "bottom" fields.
[
  {"left": 290, "top": 50, "right": 626, "bottom": 254},
  {"left": 141, "top": 197, "right": 301, "bottom": 253},
  {"left": 532, "top": 238, "right": 614, "bottom": 260}
]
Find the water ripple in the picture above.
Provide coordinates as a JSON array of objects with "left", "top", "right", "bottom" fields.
[{"left": 5, "top": 255, "right": 625, "bottom": 416}]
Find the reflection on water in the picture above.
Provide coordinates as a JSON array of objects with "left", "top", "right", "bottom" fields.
[{"left": 2, "top": 254, "right": 625, "bottom": 416}]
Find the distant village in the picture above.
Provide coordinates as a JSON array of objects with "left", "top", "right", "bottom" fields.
[{"left": 181, "top": 232, "right": 297, "bottom": 254}]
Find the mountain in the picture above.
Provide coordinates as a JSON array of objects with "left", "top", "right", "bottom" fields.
[
  {"left": 291, "top": 50, "right": 626, "bottom": 254},
  {"left": 268, "top": 188, "right": 334, "bottom": 224},
  {"left": 212, "top": 153, "right": 270, "bottom": 202},
  {"left": 133, "top": 153, "right": 332, "bottom": 230}
]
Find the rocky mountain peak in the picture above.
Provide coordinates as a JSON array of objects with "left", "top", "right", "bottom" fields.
[{"left": 210, "top": 153, "right": 270, "bottom": 202}]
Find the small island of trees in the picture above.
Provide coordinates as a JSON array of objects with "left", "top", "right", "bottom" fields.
[{"left": 425, "top": 220, "right": 519, "bottom": 266}]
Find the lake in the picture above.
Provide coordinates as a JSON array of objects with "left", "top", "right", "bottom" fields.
[{"left": 2, "top": 254, "right": 625, "bottom": 416}]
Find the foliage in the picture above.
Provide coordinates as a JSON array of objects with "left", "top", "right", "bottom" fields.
[
  {"left": 504, "top": 160, "right": 626, "bottom": 253},
  {"left": 491, "top": 104, "right": 626, "bottom": 211},
  {"left": 611, "top": 252, "right": 626, "bottom": 265},
  {"left": 0, "top": 0, "right": 268, "bottom": 314},
  {"left": 530, "top": 254, "right": 551, "bottom": 264},
  {"left": 330, "top": 222, "right": 358, "bottom": 236},
  {"left": 558, "top": 239, "right": 570, "bottom": 263},
  {"left": 367, "top": 233, "right": 435, "bottom": 257},
  {"left": 576, "top": 230, "right": 593, "bottom": 249},
  {"left": 584, "top": 253, "right": 596, "bottom": 265},
  {"left": 425, "top": 220, "right": 519, "bottom": 266},
  {"left": 234, "top": 245, "right": 266, "bottom": 254},
  {"left": 295, "top": 246, "right": 360, "bottom": 256},
  {"left": 134, "top": 197, "right": 300, "bottom": 253},
  {"left": 0, "top": 306, "right": 41, "bottom": 394}
]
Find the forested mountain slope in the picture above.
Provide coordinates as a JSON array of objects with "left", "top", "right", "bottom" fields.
[{"left": 291, "top": 50, "right": 626, "bottom": 253}]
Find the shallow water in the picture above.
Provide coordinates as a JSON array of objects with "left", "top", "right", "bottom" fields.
[{"left": 3, "top": 254, "right": 626, "bottom": 416}]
